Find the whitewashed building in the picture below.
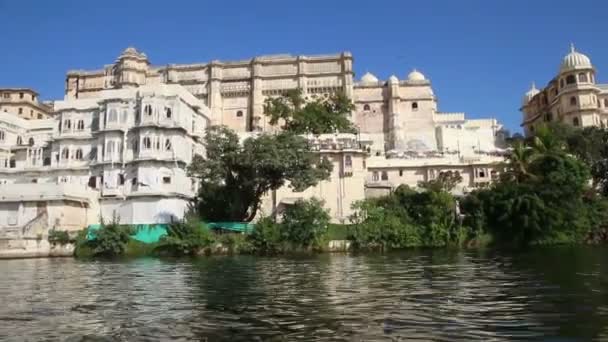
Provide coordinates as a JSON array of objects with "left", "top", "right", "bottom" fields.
[
  {"left": 0, "top": 84, "right": 209, "bottom": 233},
  {"left": 0, "top": 47, "right": 505, "bottom": 230}
]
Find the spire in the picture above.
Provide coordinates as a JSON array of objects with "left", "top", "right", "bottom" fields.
[
  {"left": 531, "top": 81, "right": 537, "bottom": 91},
  {"left": 570, "top": 42, "right": 576, "bottom": 53}
]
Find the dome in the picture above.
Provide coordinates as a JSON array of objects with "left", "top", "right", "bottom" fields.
[
  {"left": 560, "top": 44, "right": 592, "bottom": 72},
  {"left": 407, "top": 69, "right": 426, "bottom": 81},
  {"left": 388, "top": 75, "right": 399, "bottom": 84},
  {"left": 360, "top": 72, "right": 379, "bottom": 84},
  {"left": 522, "top": 82, "right": 540, "bottom": 106}
]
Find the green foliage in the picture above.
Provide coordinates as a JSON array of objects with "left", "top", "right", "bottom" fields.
[
  {"left": 188, "top": 126, "right": 332, "bottom": 222},
  {"left": 156, "top": 219, "right": 214, "bottom": 256},
  {"left": 263, "top": 89, "right": 356, "bottom": 135},
  {"left": 349, "top": 185, "right": 461, "bottom": 250},
  {"left": 48, "top": 230, "right": 71, "bottom": 245},
  {"left": 216, "top": 233, "right": 254, "bottom": 254},
  {"left": 280, "top": 198, "right": 330, "bottom": 249},
  {"left": 89, "top": 220, "right": 134, "bottom": 257},
  {"left": 461, "top": 123, "right": 605, "bottom": 246},
  {"left": 248, "top": 216, "right": 283, "bottom": 254},
  {"left": 249, "top": 198, "right": 331, "bottom": 253},
  {"left": 325, "top": 224, "right": 351, "bottom": 240}
]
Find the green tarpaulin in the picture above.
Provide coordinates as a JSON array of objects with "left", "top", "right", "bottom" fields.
[{"left": 86, "top": 221, "right": 254, "bottom": 244}]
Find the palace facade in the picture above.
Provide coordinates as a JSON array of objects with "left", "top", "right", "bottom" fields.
[
  {"left": 521, "top": 45, "right": 608, "bottom": 135},
  {"left": 0, "top": 47, "right": 505, "bottom": 233}
]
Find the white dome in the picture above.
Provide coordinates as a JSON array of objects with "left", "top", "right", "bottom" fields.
[
  {"left": 407, "top": 69, "right": 426, "bottom": 81},
  {"left": 522, "top": 82, "right": 540, "bottom": 106},
  {"left": 360, "top": 72, "right": 379, "bottom": 84},
  {"left": 388, "top": 75, "right": 399, "bottom": 84},
  {"left": 560, "top": 44, "right": 592, "bottom": 72}
]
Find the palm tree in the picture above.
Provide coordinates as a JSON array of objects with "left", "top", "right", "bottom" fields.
[{"left": 503, "top": 141, "right": 538, "bottom": 183}]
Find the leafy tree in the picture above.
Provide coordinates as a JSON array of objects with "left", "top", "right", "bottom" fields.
[
  {"left": 280, "top": 198, "right": 330, "bottom": 249},
  {"left": 248, "top": 216, "right": 283, "bottom": 254},
  {"left": 263, "top": 89, "right": 356, "bottom": 135},
  {"left": 188, "top": 126, "right": 332, "bottom": 222},
  {"left": 501, "top": 141, "right": 538, "bottom": 183}
]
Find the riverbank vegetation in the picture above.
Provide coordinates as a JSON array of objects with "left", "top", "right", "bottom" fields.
[{"left": 75, "top": 90, "right": 608, "bottom": 258}]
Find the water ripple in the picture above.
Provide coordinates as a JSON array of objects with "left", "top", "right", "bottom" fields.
[{"left": 0, "top": 248, "right": 607, "bottom": 341}]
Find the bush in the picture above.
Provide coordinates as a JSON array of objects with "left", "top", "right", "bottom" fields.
[
  {"left": 249, "top": 216, "right": 283, "bottom": 254},
  {"left": 281, "top": 198, "right": 330, "bottom": 249},
  {"left": 48, "top": 230, "right": 71, "bottom": 245},
  {"left": 348, "top": 186, "right": 462, "bottom": 250},
  {"left": 90, "top": 221, "right": 134, "bottom": 257},
  {"left": 156, "top": 218, "right": 214, "bottom": 256},
  {"left": 216, "top": 233, "right": 254, "bottom": 254}
]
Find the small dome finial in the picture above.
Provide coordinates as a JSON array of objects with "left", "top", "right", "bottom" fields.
[
  {"left": 531, "top": 81, "right": 537, "bottom": 90},
  {"left": 570, "top": 43, "right": 576, "bottom": 53}
]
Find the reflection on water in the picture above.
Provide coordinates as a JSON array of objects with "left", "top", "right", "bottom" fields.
[{"left": 0, "top": 247, "right": 607, "bottom": 341}]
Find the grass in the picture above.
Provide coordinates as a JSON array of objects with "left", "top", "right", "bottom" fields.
[{"left": 326, "top": 224, "right": 352, "bottom": 240}]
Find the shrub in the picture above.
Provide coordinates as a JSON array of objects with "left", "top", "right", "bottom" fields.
[
  {"left": 217, "top": 233, "right": 254, "bottom": 254},
  {"left": 349, "top": 186, "right": 461, "bottom": 250},
  {"left": 249, "top": 216, "right": 282, "bottom": 254},
  {"left": 156, "top": 219, "right": 214, "bottom": 256},
  {"left": 281, "top": 198, "right": 330, "bottom": 249},
  {"left": 90, "top": 221, "right": 134, "bottom": 257},
  {"left": 48, "top": 230, "right": 71, "bottom": 245}
]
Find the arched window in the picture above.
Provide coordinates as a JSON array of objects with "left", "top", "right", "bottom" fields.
[
  {"left": 165, "top": 138, "right": 172, "bottom": 151},
  {"left": 573, "top": 117, "right": 580, "bottom": 127},
  {"left": 61, "top": 147, "right": 69, "bottom": 159},
  {"left": 570, "top": 96, "right": 577, "bottom": 106},
  {"left": 165, "top": 107, "right": 172, "bottom": 119},
  {"left": 28, "top": 137, "right": 34, "bottom": 146},
  {"left": 578, "top": 73, "right": 588, "bottom": 83},
  {"left": 16, "top": 136, "right": 22, "bottom": 145},
  {"left": 143, "top": 137, "right": 151, "bottom": 149},
  {"left": 604, "top": 99, "right": 608, "bottom": 108},
  {"left": 560, "top": 79, "right": 565, "bottom": 88},
  {"left": 545, "top": 113, "right": 553, "bottom": 122},
  {"left": 121, "top": 110, "right": 128, "bottom": 123},
  {"left": 530, "top": 126, "right": 535, "bottom": 133},
  {"left": 144, "top": 104, "right": 152, "bottom": 116},
  {"left": 412, "top": 102, "right": 419, "bottom": 111},
  {"left": 566, "top": 75, "right": 576, "bottom": 85},
  {"left": 77, "top": 120, "right": 84, "bottom": 130},
  {"left": 344, "top": 155, "right": 352, "bottom": 167},
  {"left": 363, "top": 104, "right": 370, "bottom": 111},
  {"left": 65, "top": 120, "right": 71, "bottom": 130},
  {"left": 236, "top": 110, "right": 243, "bottom": 117},
  {"left": 108, "top": 109, "right": 118, "bottom": 122},
  {"left": 156, "top": 138, "right": 161, "bottom": 150},
  {"left": 0, "top": 130, "right": 4, "bottom": 141},
  {"left": 75, "top": 149, "right": 83, "bottom": 160}
]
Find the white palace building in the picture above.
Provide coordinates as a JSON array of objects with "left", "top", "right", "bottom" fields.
[{"left": 0, "top": 47, "right": 506, "bottom": 236}]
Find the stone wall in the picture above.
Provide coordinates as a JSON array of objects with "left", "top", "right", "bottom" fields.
[{"left": 0, "top": 238, "right": 74, "bottom": 259}]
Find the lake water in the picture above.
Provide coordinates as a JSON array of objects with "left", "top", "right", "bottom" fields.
[{"left": 1, "top": 247, "right": 607, "bottom": 341}]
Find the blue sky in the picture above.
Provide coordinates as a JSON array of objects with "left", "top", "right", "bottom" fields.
[{"left": 1, "top": 0, "right": 607, "bottom": 132}]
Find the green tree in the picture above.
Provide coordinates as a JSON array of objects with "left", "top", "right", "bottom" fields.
[
  {"left": 280, "top": 198, "right": 330, "bottom": 249},
  {"left": 188, "top": 126, "right": 332, "bottom": 222},
  {"left": 263, "top": 89, "right": 356, "bottom": 135}
]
